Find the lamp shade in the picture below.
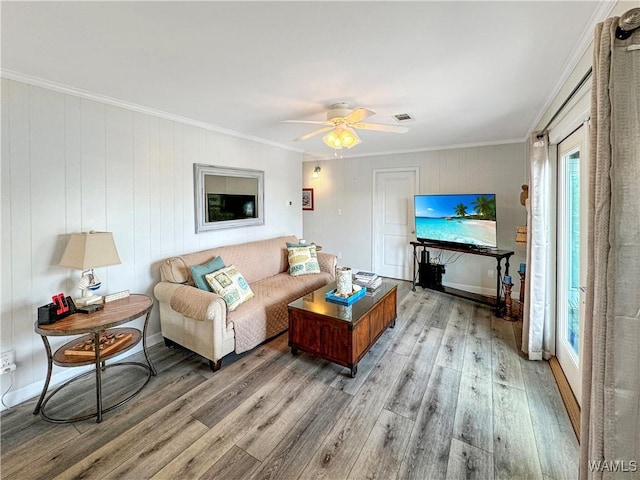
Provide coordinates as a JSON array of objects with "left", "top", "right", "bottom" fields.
[{"left": 59, "top": 231, "right": 121, "bottom": 270}]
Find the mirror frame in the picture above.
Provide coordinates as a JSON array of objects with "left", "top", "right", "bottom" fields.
[{"left": 194, "top": 163, "right": 265, "bottom": 233}]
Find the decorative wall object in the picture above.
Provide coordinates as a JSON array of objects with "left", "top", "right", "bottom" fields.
[
  {"left": 302, "top": 188, "right": 314, "bottom": 210},
  {"left": 194, "top": 164, "right": 264, "bottom": 233}
]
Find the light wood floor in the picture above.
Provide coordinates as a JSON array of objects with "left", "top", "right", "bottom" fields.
[{"left": 1, "top": 282, "right": 578, "bottom": 479}]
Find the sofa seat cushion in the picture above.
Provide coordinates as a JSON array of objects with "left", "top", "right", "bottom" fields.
[{"left": 227, "top": 271, "right": 332, "bottom": 354}]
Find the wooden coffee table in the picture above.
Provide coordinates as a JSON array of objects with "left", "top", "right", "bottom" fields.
[{"left": 287, "top": 281, "right": 397, "bottom": 377}]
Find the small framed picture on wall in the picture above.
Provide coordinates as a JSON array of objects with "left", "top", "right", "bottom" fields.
[{"left": 302, "top": 188, "right": 314, "bottom": 210}]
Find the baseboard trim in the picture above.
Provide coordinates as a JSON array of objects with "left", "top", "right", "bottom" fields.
[{"left": 549, "top": 356, "right": 580, "bottom": 440}]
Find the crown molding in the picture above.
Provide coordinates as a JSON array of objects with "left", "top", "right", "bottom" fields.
[
  {"left": 1, "top": 70, "right": 304, "bottom": 154},
  {"left": 303, "top": 137, "right": 525, "bottom": 161},
  {"left": 526, "top": 1, "right": 616, "bottom": 137}
]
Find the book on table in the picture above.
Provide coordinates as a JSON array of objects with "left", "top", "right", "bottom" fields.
[
  {"left": 354, "top": 271, "right": 377, "bottom": 280},
  {"left": 354, "top": 276, "right": 382, "bottom": 290}
]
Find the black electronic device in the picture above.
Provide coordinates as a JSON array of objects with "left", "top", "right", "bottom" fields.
[
  {"left": 76, "top": 303, "right": 104, "bottom": 314},
  {"left": 37, "top": 295, "right": 76, "bottom": 325},
  {"left": 418, "top": 249, "right": 429, "bottom": 287}
]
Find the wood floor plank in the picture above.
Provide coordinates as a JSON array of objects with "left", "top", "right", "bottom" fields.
[
  {"left": 436, "top": 304, "right": 471, "bottom": 371},
  {"left": 462, "top": 335, "right": 493, "bottom": 380},
  {"left": 521, "top": 358, "right": 579, "bottom": 480},
  {"left": 237, "top": 364, "right": 337, "bottom": 461},
  {"left": 103, "top": 416, "right": 209, "bottom": 479},
  {"left": 346, "top": 409, "right": 414, "bottom": 480},
  {"left": 247, "top": 387, "right": 352, "bottom": 480},
  {"left": 199, "top": 446, "right": 260, "bottom": 480},
  {"left": 427, "top": 294, "right": 455, "bottom": 330},
  {"left": 453, "top": 371, "right": 494, "bottom": 453},
  {"left": 54, "top": 406, "right": 207, "bottom": 480},
  {"left": 4, "top": 368, "right": 207, "bottom": 480},
  {"left": 0, "top": 421, "right": 80, "bottom": 478},
  {"left": 493, "top": 382, "right": 543, "bottom": 480},
  {"left": 491, "top": 318, "right": 525, "bottom": 389},
  {"left": 385, "top": 327, "right": 444, "bottom": 420},
  {"left": 192, "top": 353, "right": 292, "bottom": 428},
  {"left": 446, "top": 300, "right": 473, "bottom": 334},
  {"left": 445, "top": 438, "right": 494, "bottom": 480},
  {"left": 390, "top": 290, "right": 438, "bottom": 356},
  {"left": 152, "top": 367, "right": 305, "bottom": 479},
  {"left": 398, "top": 365, "right": 461, "bottom": 480},
  {"left": 469, "top": 304, "right": 492, "bottom": 339},
  {"left": 300, "top": 352, "right": 407, "bottom": 480}
]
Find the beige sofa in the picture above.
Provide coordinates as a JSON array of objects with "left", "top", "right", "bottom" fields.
[{"left": 153, "top": 236, "right": 337, "bottom": 370}]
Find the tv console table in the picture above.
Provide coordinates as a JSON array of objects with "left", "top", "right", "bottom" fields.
[{"left": 410, "top": 241, "right": 514, "bottom": 316}]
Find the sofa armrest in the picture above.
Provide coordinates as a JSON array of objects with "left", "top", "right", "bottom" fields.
[
  {"left": 154, "top": 282, "right": 227, "bottom": 322},
  {"left": 317, "top": 252, "right": 337, "bottom": 280}
]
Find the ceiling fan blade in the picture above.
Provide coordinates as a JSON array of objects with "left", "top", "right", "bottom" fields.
[
  {"left": 294, "top": 126, "right": 334, "bottom": 142},
  {"left": 353, "top": 122, "right": 409, "bottom": 133},
  {"left": 282, "top": 120, "right": 330, "bottom": 125},
  {"left": 344, "top": 108, "right": 375, "bottom": 124}
]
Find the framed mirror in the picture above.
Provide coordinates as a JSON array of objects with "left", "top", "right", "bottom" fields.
[{"left": 194, "top": 164, "right": 264, "bottom": 233}]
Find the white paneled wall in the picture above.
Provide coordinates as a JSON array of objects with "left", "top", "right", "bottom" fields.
[
  {"left": 303, "top": 143, "right": 528, "bottom": 294},
  {"left": 0, "top": 79, "right": 303, "bottom": 407}
]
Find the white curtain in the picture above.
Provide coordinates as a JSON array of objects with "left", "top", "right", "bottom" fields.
[
  {"left": 522, "top": 132, "right": 554, "bottom": 360},
  {"left": 580, "top": 15, "right": 640, "bottom": 479}
]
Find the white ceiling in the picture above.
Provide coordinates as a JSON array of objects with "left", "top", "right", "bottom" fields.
[{"left": 2, "top": 1, "right": 610, "bottom": 159}]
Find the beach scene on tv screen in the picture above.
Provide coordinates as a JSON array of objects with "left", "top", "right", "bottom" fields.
[{"left": 415, "top": 194, "right": 497, "bottom": 247}]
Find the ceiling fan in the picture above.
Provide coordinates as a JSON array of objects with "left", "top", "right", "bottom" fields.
[{"left": 284, "top": 103, "right": 409, "bottom": 149}]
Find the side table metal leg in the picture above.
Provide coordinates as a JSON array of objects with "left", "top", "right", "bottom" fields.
[
  {"left": 33, "top": 336, "right": 53, "bottom": 415},
  {"left": 495, "top": 259, "right": 503, "bottom": 316},
  {"left": 142, "top": 311, "right": 157, "bottom": 376},
  {"left": 94, "top": 332, "right": 103, "bottom": 423}
]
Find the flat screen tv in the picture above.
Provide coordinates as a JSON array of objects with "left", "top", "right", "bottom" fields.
[
  {"left": 414, "top": 193, "right": 497, "bottom": 248},
  {"left": 207, "top": 193, "right": 257, "bottom": 222}
]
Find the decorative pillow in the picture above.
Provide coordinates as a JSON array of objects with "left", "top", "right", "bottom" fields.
[
  {"left": 205, "top": 265, "right": 254, "bottom": 311},
  {"left": 190, "top": 256, "right": 226, "bottom": 292},
  {"left": 288, "top": 245, "right": 321, "bottom": 276}
]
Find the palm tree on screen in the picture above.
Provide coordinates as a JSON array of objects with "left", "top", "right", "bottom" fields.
[
  {"left": 454, "top": 203, "right": 468, "bottom": 217},
  {"left": 472, "top": 195, "right": 496, "bottom": 220}
]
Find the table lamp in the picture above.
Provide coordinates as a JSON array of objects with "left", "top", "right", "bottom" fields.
[{"left": 59, "top": 231, "right": 121, "bottom": 306}]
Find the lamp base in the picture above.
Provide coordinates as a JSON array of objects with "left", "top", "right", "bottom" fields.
[{"left": 75, "top": 294, "right": 103, "bottom": 306}]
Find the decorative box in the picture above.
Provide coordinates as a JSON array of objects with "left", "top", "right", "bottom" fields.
[{"left": 325, "top": 285, "right": 366, "bottom": 305}]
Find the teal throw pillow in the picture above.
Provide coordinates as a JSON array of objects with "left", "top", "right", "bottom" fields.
[{"left": 190, "top": 256, "right": 225, "bottom": 291}]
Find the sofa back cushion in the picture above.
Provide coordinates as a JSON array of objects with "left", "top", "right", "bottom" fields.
[{"left": 160, "top": 236, "right": 298, "bottom": 285}]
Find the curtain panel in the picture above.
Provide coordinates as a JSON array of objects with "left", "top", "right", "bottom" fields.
[
  {"left": 580, "top": 15, "right": 640, "bottom": 479},
  {"left": 522, "top": 131, "right": 554, "bottom": 360}
]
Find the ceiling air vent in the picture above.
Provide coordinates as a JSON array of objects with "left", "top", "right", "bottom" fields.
[{"left": 393, "top": 113, "right": 414, "bottom": 123}]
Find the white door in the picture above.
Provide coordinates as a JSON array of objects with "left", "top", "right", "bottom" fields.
[
  {"left": 372, "top": 168, "right": 419, "bottom": 279},
  {"left": 556, "top": 126, "right": 588, "bottom": 404}
]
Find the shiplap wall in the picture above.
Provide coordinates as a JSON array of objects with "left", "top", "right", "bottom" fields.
[
  {"left": 302, "top": 143, "right": 527, "bottom": 294},
  {"left": 0, "top": 78, "right": 303, "bottom": 407}
]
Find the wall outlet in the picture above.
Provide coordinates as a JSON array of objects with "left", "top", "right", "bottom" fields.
[
  {"left": 337, "top": 252, "right": 342, "bottom": 259},
  {"left": 488, "top": 269, "right": 495, "bottom": 279},
  {"left": 0, "top": 350, "right": 16, "bottom": 374}
]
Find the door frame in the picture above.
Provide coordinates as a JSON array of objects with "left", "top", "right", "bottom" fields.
[
  {"left": 556, "top": 125, "right": 588, "bottom": 404},
  {"left": 371, "top": 167, "right": 420, "bottom": 280}
]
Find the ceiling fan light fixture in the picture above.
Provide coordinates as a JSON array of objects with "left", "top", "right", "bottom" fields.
[{"left": 322, "top": 126, "right": 361, "bottom": 150}]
